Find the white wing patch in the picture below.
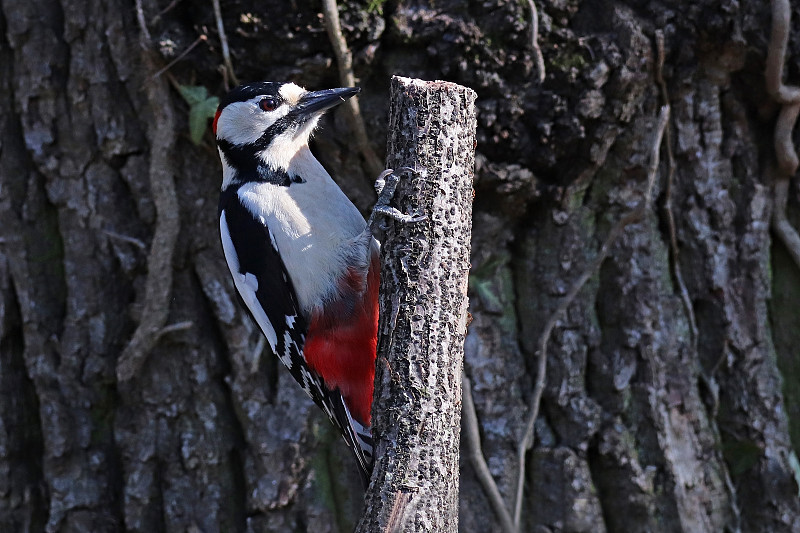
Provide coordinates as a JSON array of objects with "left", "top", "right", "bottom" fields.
[
  {"left": 244, "top": 272, "right": 259, "bottom": 292},
  {"left": 220, "top": 210, "right": 278, "bottom": 350}
]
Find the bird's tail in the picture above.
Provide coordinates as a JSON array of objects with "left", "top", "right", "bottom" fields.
[{"left": 332, "top": 394, "right": 374, "bottom": 487}]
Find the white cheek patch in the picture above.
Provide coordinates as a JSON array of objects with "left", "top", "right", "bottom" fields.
[
  {"left": 258, "top": 127, "right": 315, "bottom": 171},
  {"left": 279, "top": 83, "right": 307, "bottom": 105},
  {"left": 216, "top": 96, "right": 290, "bottom": 145}
]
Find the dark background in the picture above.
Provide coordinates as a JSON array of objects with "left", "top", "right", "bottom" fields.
[{"left": 1, "top": 0, "right": 799, "bottom": 531}]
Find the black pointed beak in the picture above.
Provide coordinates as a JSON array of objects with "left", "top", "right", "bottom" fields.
[{"left": 294, "top": 87, "right": 360, "bottom": 118}]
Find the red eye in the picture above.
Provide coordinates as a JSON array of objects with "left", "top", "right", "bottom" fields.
[{"left": 259, "top": 98, "right": 278, "bottom": 112}]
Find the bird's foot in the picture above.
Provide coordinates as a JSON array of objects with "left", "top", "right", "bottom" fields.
[{"left": 367, "top": 167, "right": 426, "bottom": 235}]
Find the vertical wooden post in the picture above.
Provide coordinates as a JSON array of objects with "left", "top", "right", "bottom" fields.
[{"left": 356, "top": 77, "right": 477, "bottom": 533}]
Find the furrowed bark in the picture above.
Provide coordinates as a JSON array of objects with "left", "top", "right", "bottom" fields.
[
  {"left": 2, "top": 2, "right": 799, "bottom": 531},
  {"left": 356, "top": 77, "right": 476, "bottom": 533}
]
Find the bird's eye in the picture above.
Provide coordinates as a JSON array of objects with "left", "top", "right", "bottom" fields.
[{"left": 259, "top": 98, "right": 279, "bottom": 112}]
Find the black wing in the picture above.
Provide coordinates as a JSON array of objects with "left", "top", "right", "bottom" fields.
[
  {"left": 219, "top": 187, "right": 309, "bottom": 384},
  {"left": 219, "top": 188, "right": 373, "bottom": 482}
]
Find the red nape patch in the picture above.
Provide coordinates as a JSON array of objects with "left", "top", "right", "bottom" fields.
[{"left": 212, "top": 109, "right": 222, "bottom": 136}]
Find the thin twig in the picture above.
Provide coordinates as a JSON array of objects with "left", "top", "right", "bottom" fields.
[
  {"left": 153, "top": 0, "right": 182, "bottom": 23},
  {"left": 152, "top": 35, "right": 208, "bottom": 80},
  {"left": 321, "top": 0, "right": 384, "bottom": 179},
  {"left": 117, "top": 12, "right": 181, "bottom": 382},
  {"left": 775, "top": 102, "right": 800, "bottom": 176},
  {"left": 134, "top": 0, "right": 151, "bottom": 47},
  {"left": 156, "top": 320, "right": 194, "bottom": 338},
  {"left": 767, "top": 0, "right": 800, "bottom": 272},
  {"left": 212, "top": 0, "right": 239, "bottom": 88},
  {"left": 250, "top": 335, "right": 265, "bottom": 374},
  {"left": 773, "top": 174, "right": 800, "bottom": 267},
  {"left": 462, "top": 374, "right": 518, "bottom": 533},
  {"left": 655, "top": 30, "right": 697, "bottom": 347},
  {"left": 103, "top": 229, "right": 146, "bottom": 250},
  {"left": 512, "top": 107, "right": 670, "bottom": 528},
  {"left": 766, "top": 0, "right": 800, "bottom": 104},
  {"left": 526, "top": 0, "right": 546, "bottom": 84}
]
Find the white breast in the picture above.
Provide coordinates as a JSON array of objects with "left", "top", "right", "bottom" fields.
[{"left": 237, "top": 149, "right": 369, "bottom": 313}]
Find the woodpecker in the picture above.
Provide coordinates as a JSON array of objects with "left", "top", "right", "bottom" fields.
[{"left": 213, "top": 81, "right": 381, "bottom": 483}]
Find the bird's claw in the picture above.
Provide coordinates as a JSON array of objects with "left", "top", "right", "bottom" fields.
[{"left": 367, "top": 167, "right": 426, "bottom": 235}]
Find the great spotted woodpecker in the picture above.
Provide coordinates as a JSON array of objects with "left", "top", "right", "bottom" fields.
[{"left": 213, "top": 81, "right": 380, "bottom": 483}]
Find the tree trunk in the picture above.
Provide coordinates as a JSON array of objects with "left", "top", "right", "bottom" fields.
[
  {"left": 356, "top": 76, "right": 475, "bottom": 533},
  {"left": 1, "top": 1, "right": 799, "bottom": 532}
]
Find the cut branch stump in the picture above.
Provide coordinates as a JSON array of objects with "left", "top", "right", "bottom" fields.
[{"left": 356, "top": 76, "right": 477, "bottom": 533}]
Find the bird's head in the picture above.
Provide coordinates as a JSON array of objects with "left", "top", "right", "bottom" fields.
[{"left": 214, "top": 81, "right": 360, "bottom": 185}]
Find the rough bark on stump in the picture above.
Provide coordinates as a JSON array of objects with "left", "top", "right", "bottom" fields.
[{"left": 356, "top": 77, "right": 476, "bottom": 533}]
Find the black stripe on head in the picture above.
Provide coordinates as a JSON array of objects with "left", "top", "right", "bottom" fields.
[
  {"left": 254, "top": 115, "right": 298, "bottom": 148},
  {"left": 218, "top": 81, "right": 283, "bottom": 111}
]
